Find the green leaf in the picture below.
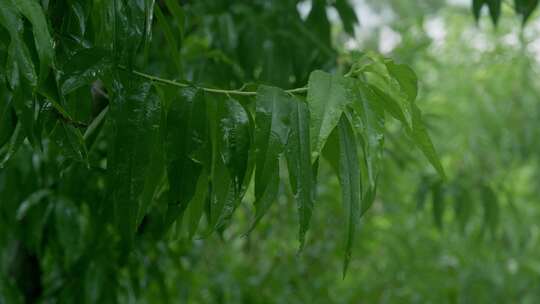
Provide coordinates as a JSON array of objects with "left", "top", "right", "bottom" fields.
[
  {"left": 113, "top": 0, "right": 155, "bottom": 65},
  {"left": 60, "top": 47, "right": 113, "bottom": 95},
  {"left": 306, "top": 0, "right": 331, "bottom": 47},
  {"left": 410, "top": 104, "right": 446, "bottom": 179},
  {"left": 16, "top": 189, "right": 51, "bottom": 220},
  {"left": 218, "top": 97, "right": 251, "bottom": 198},
  {"left": 10, "top": 0, "right": 54, "bottom": 84},
  {"left": 250, "top": 85, "right": 292, "bottom": 230},
  {"left": 186, "top": 170, "right": 209, "bottom": 239},
  {"left": 164, "top": 88, "right": 206, "bottom": 229},
  {"left": 473, "top": 0, "right": 487, "bottom": 21},
  {"left": 348, "top": 80, "right": 385, "bottom": 215},
  {"left": 285, "top": 98, "right": 314, "bottom": 249},
  {"left": 0, "top": 4, "right": 37, "bottom": 88},
  {"left": 50, "top": 121, "right": 89, "bottom": 163},
  {"left": 107, "top": 73, "right": 161, "bottom": 245},
  {"left": 11, "top": 85, "right": 38, "bottom": 148},
  {"left": 205, "top": 95, "right": 251, "bottom": 230},
  {"left": 0, "top": 90, "right": 16, "bottom": 148},
  {"left": 154, "top": 4, "right": 181, "bottom": 71},
  {"left": 334, "top": 0, "right": 358, "bottom": 36},
  {"left": 323, "top": 115, "right": 362, "bottom": 277},
  {"left": 384, "top": 60, "right": 445, "bottom": 179},
  {"left": 487, "top": 0, "right": 502, "bottom": 24},
  {"left": 515, "top": 0, "right": 539, "bottom": 25},
  {"left": 0, "top": 121, "right": 24, "bottom": 168},
  {"left": 164, "top": 0, "right": 185, "bottom": 37},
  {"left": 307, "top": 70, "right": 351, "bottom": 161}
]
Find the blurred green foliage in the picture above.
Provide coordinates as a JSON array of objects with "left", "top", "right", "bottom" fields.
[{"left": 2, "top": 0, "right": 540, "bottom": 303}]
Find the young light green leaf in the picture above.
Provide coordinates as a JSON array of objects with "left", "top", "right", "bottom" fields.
[
  {"left": 285, "top": 98, "right": 314, "bottom": 249},
  {"left": 307, "top": 70, "right": 351, "bottom": 161}
]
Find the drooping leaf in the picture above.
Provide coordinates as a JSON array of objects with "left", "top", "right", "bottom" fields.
[
  {"left": 59, "top": 47, "right": 113, "bottom": 95},
  {"left": 50, "top": 121, "right": 89, "bottom": 163},
  {"left": 164, "top": 87, "right": 207, "bottom": 229},
  {"left": 11, "top": 85, "right": 38, "bottom": 148},
  {"left": 410, "top": 104, "right": 446, "bottom": 179},
  {"left": 0, "top": 3, "right": 37, "bottom": 88},
  {"left": 307, "top": 70, "right": 351, "bottom": 161},
  {"left": 334, "top": 0, "right": 358, "bottom": 36},
  {"left": 285, "top": 98, "right": 314, "bottom": 248},
  {"left": 154, "top": 4, "right": 181, "bottom": 71},
  {"left": 487, "top": 0, "right": 502, "bottom": 24},
  {"left": 209, "top": 96, "right": 251, "bottom": 230},
  {"left": 473, "top": 0, "right": 487, "bottom": 21},
  {"left": 348, "top": 80, "right": 385, "bottom": 215},
  {"left": 306, "top": 0, "right": 331, "bottom": 47},
  {"left": 0, "top": 121, "right": 24, "bottom": 168},
  {"left": 250, "top": 85, "right": 292, "bottom": 230},
  {"left": 113, "top": 0, "right": 155, "bottom": 65},
  {"left": 0, "top": 89, "right": 16, "bottom": 147},
  {"left": 384, "top": 60, "right": 445, "bottom": 179},
  {"left": 10, "top": 0, "right": 54, "bottom": 84},
  {"left": 107, "top": 72, "right": 161, "bottom": 245},
  {"left": 323, "top": 115, "right": 362, "bottom": 277},
  {"left": 515, "top": 0, "right": 539, "bottom": 25},
  {"left": 186, "top": 170, "right": 209, "bottom": 239}
]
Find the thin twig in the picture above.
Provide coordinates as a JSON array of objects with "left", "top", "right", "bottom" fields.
[{"left": 122, "top": 66, "right": 308, "bottom": 96}]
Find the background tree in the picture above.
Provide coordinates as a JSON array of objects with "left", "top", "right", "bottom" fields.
[{"left": 1, "top": 0, "right": 540, "bottom": 303}]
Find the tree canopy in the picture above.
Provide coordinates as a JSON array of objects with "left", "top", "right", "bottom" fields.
[{"left": 1, "top": 0, "right": 540, "bottom": 303}]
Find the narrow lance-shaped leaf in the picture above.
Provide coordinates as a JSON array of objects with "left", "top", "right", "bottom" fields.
[
  {"left": 250, "top": 86, "right": 292, "bottom": 231},
  {"left": 214, "top": 97, "right": 251, "bottom": 230},
  {"left": 349, "top": 80, "right": 385, "bottom": 215},
  {"left": 0, "top": 3, "right": 37, "bottom": 87},
  {"left": 285, "top": 98, "right": 314, "bottom": 249},
  {"left": 107, "top": 73, "right": 161, "bottom": 245},
  {"left": 10, "top": 0, "right": 54, "bottom": 84},
  {"left": 385, "top": 60, "right": 446, "bottom": 179},
  {"left": 487, "top": 0, "right": 502, "bottom": 25},
  {"left": 164, "top": 88, "right": 206, "bottom": 229},
  {"left": 334, "top": 0, "right": 358, "bottom": 36},
  {"left": 472, "top": 0, "right": 487, "bottom": 21},
  {"left": 59, "top": 47, "right": 113, "bottom": 95},
  {"left": 206, "top": 95, "right": 235, "bottom": 231},
  {"left": 186, "top": 170, "right": 209, "bottom": 239},
  {"left": 307, "top": 70, "right": 351, "bottom": 162},
  {"left": 323, "top": 114, "right": 362, "bottom": 277}
]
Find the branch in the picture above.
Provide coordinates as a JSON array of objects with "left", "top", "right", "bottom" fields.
[{"left": 121, "top": 66, "right": 308, "bottom": 96}]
